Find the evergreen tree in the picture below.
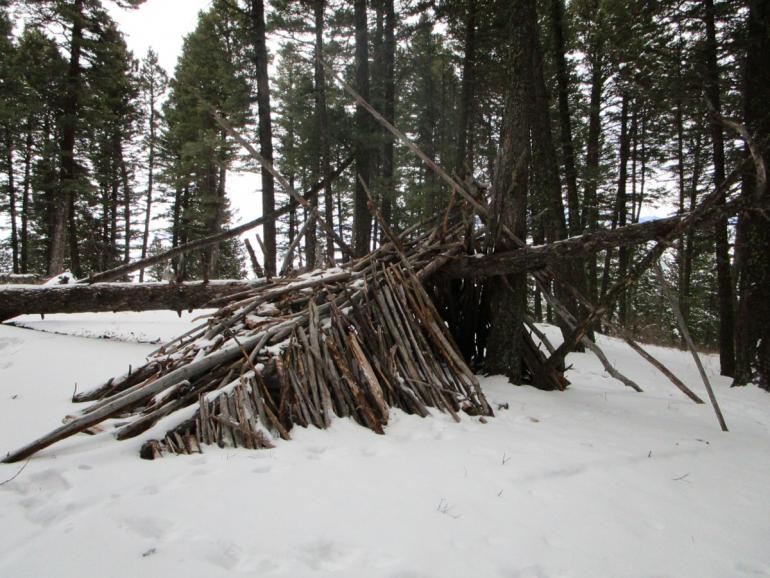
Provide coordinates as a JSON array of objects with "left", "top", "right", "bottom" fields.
[{"left": 161, "top": 7, "right": 250, "bottom": 280}]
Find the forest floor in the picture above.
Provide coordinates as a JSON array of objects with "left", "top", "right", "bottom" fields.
[{"left": 1, "top": 312, "right": 769, "bottom": 578}]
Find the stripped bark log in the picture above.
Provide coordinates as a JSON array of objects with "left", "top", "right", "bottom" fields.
[{"left": 0, "top": 281, "right": 256, "bottom": 322}]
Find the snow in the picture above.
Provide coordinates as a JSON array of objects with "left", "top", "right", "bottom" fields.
[
  {"left": 1, "top": 316, "right": 770, "bottom": 577},
  {"left": 8, "top": 310, "right": 215, "bottom": 344}
]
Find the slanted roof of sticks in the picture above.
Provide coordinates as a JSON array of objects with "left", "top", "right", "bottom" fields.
[{"left": 2, "top": 217, "right": 501, "bottom": 462}]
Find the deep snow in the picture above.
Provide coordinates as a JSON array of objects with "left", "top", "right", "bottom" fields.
[{"left": 1, "top": 313, "right": 769, "bottom": 578}]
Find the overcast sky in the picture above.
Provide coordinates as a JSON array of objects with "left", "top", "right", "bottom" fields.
[{"left": 106, "top": 0, "right": 212, "bottom": 74}]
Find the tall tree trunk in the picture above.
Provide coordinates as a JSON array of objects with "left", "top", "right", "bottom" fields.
[
  {"left": 703, "top": 0, "right": 736, "bottom": 376},
  {"left": 524, "top": 0, "right": 581, "bottom": 333},
  {"left": 683, "top": 133, "right": 703, "bottom": 327},
  {"left": 455, "top": 0, "right": 477, "bottom": 178},
  {"left": 5, "top": 129, "right": 19, "bottom": 273},
  {"left": 381, "top": 0, "right": 396, "bottom": 230},
  {"left": 49, "top": 0, "right": 83, "bottom": 276},
  {"left": 139, "top": 87, "right": 157, "bottom": 282},
  {"left": 485, "top": 0, "right": 529, "bottom": 383},
  {"left": 67, "top": 186, "right": 82, "bottom": 277},
  {"left": 120, "top": 148, "right": 131, "bottom": 265},
  {"left": 675, "top": 97, "right": 687, "bottom": 334},
  {"left": 734, "top": 0, "right": 770, "bottom": 388},
  {"left": 313, "top": 0, "right": 334, "bottom": 264},
  {"left": 615, "top": 93, "right": 630, "bottom": 327},
  {"left": 353, "top": 0, "right": 372, "bottom": 257},
  {"left": 250, "top": 0, "right": 276, "bottom": 276},
  {"left": 21, "top": 121, "right": 32, "bottom": 274},
  {"left": 583, "top": 31, "right": 604, "bottom": 307},
  {"left": 550, "top": 0, "right": 580, "bottom": 235}
]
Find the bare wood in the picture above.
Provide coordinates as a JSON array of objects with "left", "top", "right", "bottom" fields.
[
  {"left": 1, "top": 329, "right": 269, "bottom": 463},
  {"left": 211, "top": 110, "right": 353, "bottom": 259},
  {"left": 0, "top": 280, "right": 255, "bottom": 322},
  {"left": 280, "top": 215, "right": 313, "bottom": 275},
  {"left": 540, "top": 167, "right": 742, "bottom": 377},
  {"left": 439, "top": 197, "right": 744, "bottom": 280},
  {"left": 244, "top": 238, "right": 264, "bottom": 277},
  {"left": 654, "top": 261, "right": 728, "bottom": 431},
  {"left": 320, "top": 57, "right": 488, "bottom": 217}
]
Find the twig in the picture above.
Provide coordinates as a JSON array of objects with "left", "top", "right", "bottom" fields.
[
  {"left": 654, "top": 261, "right": 728, "bottom": 432},
  {"left": 0, "top": 459, "right": 30, "bottom": 485}
]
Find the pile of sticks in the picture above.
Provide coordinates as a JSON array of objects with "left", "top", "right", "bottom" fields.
[{"left": 2, "top": 226, "right": 492, "bottom": 463}]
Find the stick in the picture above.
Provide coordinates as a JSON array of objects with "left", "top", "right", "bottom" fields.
[
  {"left": 319, "top": 57, "right": 488, "bottom": 217},
  {"left": 211, "top": 110, "right": 354, "bottom": 259},
  {"left": 244, "top": 238, "right": 264, "bottom": 278},
  {"left": 280, "top": 215, "right": 313, "bottom": 275},
  {"left": 82, "top": 157, "right": 351, "bottom": 285},
  {"left": 654, "top": 261, "right": 728, "bottom": 431}
]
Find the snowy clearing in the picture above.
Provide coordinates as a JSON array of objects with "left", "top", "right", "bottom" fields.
[{"left": 1, "top": 313, "right": 769, "bottom": 578}]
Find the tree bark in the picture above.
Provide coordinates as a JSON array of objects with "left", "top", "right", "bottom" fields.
[
  {"left": 313, "top": 0, "right": 334, "bottom": 263},
  {"left": 139, "top": 81, "right": 157, "bottom": 282},
  {"left": 455, "top": 0, "right": 477, "bottom": 178},
  {"left": 381, "top": 0, "right": 395, "bottom": 230},
  {"left": 249, "top": 0, "right": 276, "bottom": 276},
  {"left": 49, "top": 0, "right": 83, "bottom": 276},
  {"left": 5, "top": 129, "right": 19, "bottom": 273},
  {"left": 20, "top": 121, "right": 32, "bottom": 274},
  {"left": 353, "top": 0, "right": 372, "bottom": 257},
  {"left": 0, "top": 281, "right": 256, "bottom": 323},
  {"left": 439, "top": 199, "right": 743, "bottom": 280},
  {"left": 550, "top": 0, "right": 580, "bottom": 235},
  {"left": 734, "top": 0, "right": 770, "bottom": 388},
  {"left": 703, "top": 0, "right": 736, "bottom": 377}
]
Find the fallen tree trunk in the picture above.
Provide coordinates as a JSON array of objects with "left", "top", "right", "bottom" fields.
[
  {"left": 0, "top": 273, "right": 43, "bottom": 284},
  {"left": 0, "top": 280, "right": 258, "bottom": 322},
  {"left": 439, "top": 199, "right": 742, "bottom": 280}
]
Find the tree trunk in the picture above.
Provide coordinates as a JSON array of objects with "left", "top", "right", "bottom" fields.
[
  {"left": 381, "top": 0, "right": 396, "bottom": 230},
  {"left": 0, "top": 281, "right": 256, "bottom": 323},
  {"left": 583, "top": 29, "right": 604, "bottom": 307},
  {"left": 484, "top": 0, "right": 531, "bottom": 383},
  {"left": 703, "top": 0, "right": 736, "bottom": 377},
  {"left": 439, "top": 201, "right": 741, "bottom": 280},
  {"left": 734, "top": 0, "right": 770, "bottom": 388},
  {"left": 455, "top": 0, "right": 477, "bottom": 178},
  {"left": 250, "top": 0, "right": 276, "bottom": 276},
  {"left": 5, "top": 129, "right": 19, "bottom": 273},
  {"left": 675, "top": 97, "right": 687, "bottom": 332},
  {"left": 21, "top": 120, "right": 33, "bottom": 274},
  {"left": 614, "top": 93, "right": 630, "bottom": 326},
  {"left": 120, "top": 149, "right": 131, "bottom": 266},
  {"left": 139, "top": 86, "right": 157, "bottom": 282},
  {"left": 314, "top": 0, "right": 334, "bottom": 264},
  {"left": 550, "top": 0, "right": 580, "bottom": 235},
  {"left": 353, "top": 0, "right": 372, "bottom": 257},
  {"left": 49, "top": 0, "right": 83, "bottom": 276}
]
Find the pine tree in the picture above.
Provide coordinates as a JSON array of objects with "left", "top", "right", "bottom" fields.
[{"left": 161, "top": 7, "right": 250, "bottom": 280}]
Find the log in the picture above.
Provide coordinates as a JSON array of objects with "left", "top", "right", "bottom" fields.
[
  {"left": 0, "top": 273, "right": 42, "bottom": 284},
  {"left": 0, "top": 280, "right": 257, "bottom": 322},
  {"left": 655, "top": 261, "right": 728, "bottom": 431},
  {"left": 439, "top": 198, "right": 743, "bottom": 280}
]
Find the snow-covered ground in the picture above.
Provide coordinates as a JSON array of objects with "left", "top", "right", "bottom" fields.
[{"left": 1, "top": 313, "right": 769, "bottom": 578}]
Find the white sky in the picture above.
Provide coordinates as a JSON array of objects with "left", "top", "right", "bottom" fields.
[{"left": 107, "top": 0, "right": 212, "bottom": 74}]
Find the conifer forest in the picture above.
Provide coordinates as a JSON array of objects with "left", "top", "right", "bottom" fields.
[
  {"left": 0, "top": 0, "right": 768, "bottom": 395},
  {"left": 2, "top": 3, "right": 770, "bottom": 575}
]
